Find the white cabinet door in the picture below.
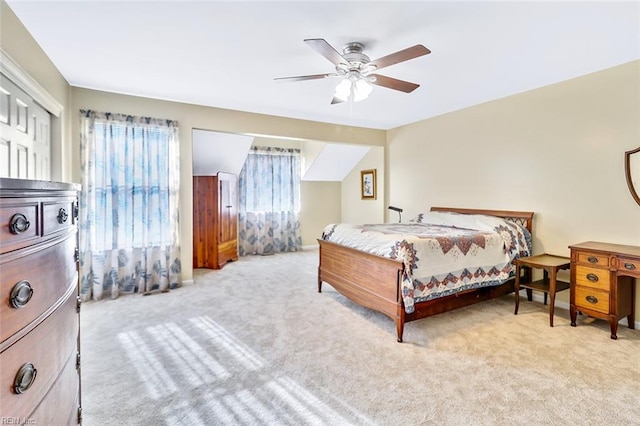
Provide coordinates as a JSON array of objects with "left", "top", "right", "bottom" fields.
[{"left": 0, "top": 73, "right": 51, "bottom": 180}]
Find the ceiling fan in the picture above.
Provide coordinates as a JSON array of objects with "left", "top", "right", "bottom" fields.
[{"left": 275, "top": 38, "right": 431, "bottom": 104}]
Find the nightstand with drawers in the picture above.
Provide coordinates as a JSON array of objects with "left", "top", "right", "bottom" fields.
[{"left": 569, "top": 241, "right": 640, "bottom": 340}]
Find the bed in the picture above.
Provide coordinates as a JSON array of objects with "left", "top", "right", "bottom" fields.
[{"left": 317, "top": 207, "right": 534, "bottom": 342}]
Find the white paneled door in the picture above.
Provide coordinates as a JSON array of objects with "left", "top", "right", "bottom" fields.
[{"left": 0, "top": 73, "right": 51, "bottom": 180}]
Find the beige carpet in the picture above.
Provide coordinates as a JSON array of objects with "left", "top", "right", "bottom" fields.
[{"left": 80, "top": 249, "right": 640, "bottom": 425}]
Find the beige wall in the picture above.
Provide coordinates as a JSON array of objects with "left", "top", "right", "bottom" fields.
[
  {"left": 70, "top": 88, "right": 382, "bottom": 281},
  {"left": 341, "top": 146, "right": 385, "bottom": 224},
  {"left": 387, "top": 60, "right": 640, "bottom": 316},
  {"left": 301, "top": 181, "right": 342, "bottom": 245}
]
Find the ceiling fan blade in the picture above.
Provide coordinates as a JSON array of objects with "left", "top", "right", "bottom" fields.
[
  {"left": 304, "top": 38, "right": 347, "bottom": 67},
  {"left": 274, "top": 73, "right": 335, "bottom": 82},
  {"left": 331, "top": 96, "right": 345, "bottom": 105},
  {"left": 369, "top": 74, "right": 420, "bottom": 93},
  {"left": 367, "top": 45, "right": 430, "bottom": 72}
]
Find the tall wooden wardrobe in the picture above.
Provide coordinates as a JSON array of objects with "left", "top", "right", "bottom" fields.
[{"left": 193, "top": 172, "right": 238, "bottom": 269}]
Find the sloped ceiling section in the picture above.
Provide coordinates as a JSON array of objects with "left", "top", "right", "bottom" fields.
[
  {"left": 302, "top": 143, "right": 370, "bottom": 182},
  {"left": 192, "top": 130, "right": 370, "bottom": 181},
  {"left": 192, "top": 129, "right": 253, "bottom": 176}
]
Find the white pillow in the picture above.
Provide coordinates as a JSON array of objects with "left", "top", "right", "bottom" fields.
[{"left": 419, "top": 211, "right": 511, "bottom": 232}]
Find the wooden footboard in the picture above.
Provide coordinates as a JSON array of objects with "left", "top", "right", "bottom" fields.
[
  {"left": 317, "top": 239, "right": 516, "bottom": 342},
  {"left": 317, "top": 207, "right": 534, "bottom": 343},
  {"left": 317, "top": 239, "right": 406, "bottom": 341}
]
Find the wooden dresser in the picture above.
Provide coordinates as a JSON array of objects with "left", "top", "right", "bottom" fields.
[
  {"left": 193, "top": 173, "right": 238, "bottom": 269},
  {"left": 0, "top": 178, "right": 81, "bottom": 424},
  {"left": 569, "top": 241, "right": 640, "bottom": 339}
]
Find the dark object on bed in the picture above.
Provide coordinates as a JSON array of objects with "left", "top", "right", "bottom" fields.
[{"left": 317, "top": 207, "right": 534, "bottom": 342}]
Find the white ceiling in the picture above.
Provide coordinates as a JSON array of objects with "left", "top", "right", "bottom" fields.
[{"left": 7, "top": 1, "right": 640, "bottom": 130}]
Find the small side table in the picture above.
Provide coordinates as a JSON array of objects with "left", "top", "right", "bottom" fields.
[{"left": 514, "top": 254, "right": 571, "bottom": 327}]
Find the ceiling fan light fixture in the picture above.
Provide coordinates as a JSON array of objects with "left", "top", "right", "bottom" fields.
[
  {"left": 334, "top": 78, "right": 352, "bottom": 102},
  {"left": 353, "top": 79, "right": 373, "bottom": 102},
  {"left": 334, "top": 75, "right": 372, "bottom": 103}
]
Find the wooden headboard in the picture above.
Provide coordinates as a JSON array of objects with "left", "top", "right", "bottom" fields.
[{"left": 429, "top": 206, "right": 535, "bottom": 235}]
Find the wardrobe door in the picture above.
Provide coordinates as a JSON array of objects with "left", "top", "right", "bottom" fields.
[
  {"left": 217, "top": 172, "right": 238, "bottom": 267},
  {"left": 192, "top": 175, "right": 218, "bottom": 269}
]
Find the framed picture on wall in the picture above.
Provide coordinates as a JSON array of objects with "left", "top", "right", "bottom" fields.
[{"left": 360, "top": 169, "right": 377, "bottom": 200}]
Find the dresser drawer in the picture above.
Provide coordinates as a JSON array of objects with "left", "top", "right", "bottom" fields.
[
  {"left": 617, "top": 257, "right": 640, "bottom": 278},
  {"left": 574, "top": 265, "right": 610, "bottom": 291},
  {"left": 575, "top": 251, "right": 609, "bottom": 267},
  {"left": 0, "top": 200, "right": 40, "bottom": 254},
  {"left": 0, "top": 291, "right": 78, "bottom": 418},
  {"left": 30, "top": 350, "right": 80, "bottom": 425},
  {"left": 42, "top": 198, "right": 76, "bottom": 238},
  {"left": 575, "top": 286, "right": 609, "bottom": 314},
  {"left": 0, "top": 236, "right": 77, "bottom": 344}
]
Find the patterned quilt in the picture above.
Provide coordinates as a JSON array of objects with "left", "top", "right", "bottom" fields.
[{"left": 321, "top": 212, "right": 532, "bottom": 314}]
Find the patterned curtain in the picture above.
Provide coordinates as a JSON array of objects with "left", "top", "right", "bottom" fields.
[
  {"left": 238, "top": 146, "right": 302, "bottom": 255},
  {"left": 78, "top": 110, "right": 181, "bottom": 301}
]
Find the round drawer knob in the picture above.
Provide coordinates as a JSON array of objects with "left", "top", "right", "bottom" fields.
[
  {"left": 10, "top": 280, "right": 33, "bottom": 308},
  {"left": 586, "top": 273, "right": 599, "bottom": 282},
  {"left": 9, "top": 213, "right": 30, "bottom": 234},
  {"left": 57, "top": 208, "right": 68, "bottom": 224},
  {"left": 587, "top": 256, "right": 598, "bottom": 263},
  {"left": 585, "top": 295, "right": 598, "bottom": 304},
  {"left": 14, "top": 362, "right": 37, "bottom": 394}
]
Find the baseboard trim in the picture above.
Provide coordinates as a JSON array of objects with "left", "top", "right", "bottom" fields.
[
  {"left": 301, "top": 244, "right": 319, "bottom": 250},
  {"left": 181, "top": 279, "right": 194, "bottom": 286},
  {"left": 518, "top": 291, "right": 640, "bottom": 329}
]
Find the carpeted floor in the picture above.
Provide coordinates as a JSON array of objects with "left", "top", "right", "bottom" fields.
[{"left": 80, "top": 249, "right": 640, "bottom": 425}]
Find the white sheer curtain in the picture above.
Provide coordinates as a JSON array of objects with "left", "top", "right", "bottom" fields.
[
  {"left": 78, "top": 110, "right": 181, "bottom": 300},
  {"left": 238, "top": 146, "right": 302, "bottom": 255}
]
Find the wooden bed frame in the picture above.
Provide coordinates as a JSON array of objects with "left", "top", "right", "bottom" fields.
[{"left": 317, "top": 207, "right": 534, "bottom": 342}]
